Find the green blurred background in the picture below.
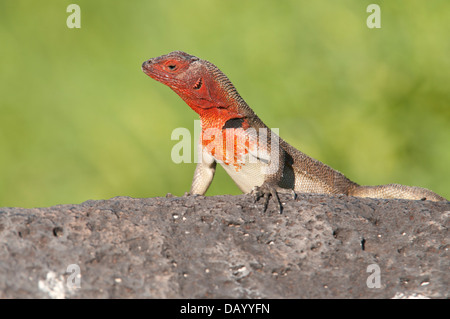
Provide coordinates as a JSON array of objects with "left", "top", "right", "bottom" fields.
[{"left": 0, "top": 0, "right": 448, "bottom": 208}]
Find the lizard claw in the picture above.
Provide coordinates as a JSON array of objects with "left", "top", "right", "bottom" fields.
[
  {"left": 251, "top": 183, "right": 283, "bottom": 214},
  {"left": 289, "top": 189, "right": 297, "bottom": 200}
]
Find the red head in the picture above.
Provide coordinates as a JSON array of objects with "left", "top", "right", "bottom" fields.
[{"left": 142, "top": 51, "right": 248, "bottom": 125}]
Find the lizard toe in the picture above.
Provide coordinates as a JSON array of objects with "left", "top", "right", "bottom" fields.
[{"left": 251, "top": 183, "right": 283, "bottom": 214}]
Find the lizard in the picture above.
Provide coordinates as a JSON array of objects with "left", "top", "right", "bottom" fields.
[{"left": 141, "top": 51, "right": 447, "bottom": 212}]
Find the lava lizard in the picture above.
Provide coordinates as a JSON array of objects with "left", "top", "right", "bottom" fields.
[{"left": 142, "top": 51, "right": 447, "bottom": 212}]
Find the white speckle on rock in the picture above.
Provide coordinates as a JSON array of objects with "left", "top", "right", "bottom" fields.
[
  {"left": 38, "top": 271, "right": 66, "bottom": 299},
  {"left": 392, "top": 292, "right": 430, "bottom": 299}
]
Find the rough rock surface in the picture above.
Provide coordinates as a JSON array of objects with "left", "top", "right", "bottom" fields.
[{"left": 0, "top": 194, "right": 448, "bottom": 298}]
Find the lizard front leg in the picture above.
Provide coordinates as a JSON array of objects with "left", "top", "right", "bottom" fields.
[
  {"left": 190, "top": 148, "right": 217, "bottom": 195},
  {"left": 251, "top": 134, "right": 290, "bottom": 213}
]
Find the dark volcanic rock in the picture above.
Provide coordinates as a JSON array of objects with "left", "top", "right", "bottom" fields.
[{"left": 0, "top": 194, "right": 448, "bottom": 298}]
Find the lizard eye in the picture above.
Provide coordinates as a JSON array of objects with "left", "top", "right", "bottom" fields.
[{"left": 167, "top": 64, "right": 177, "bottom": 71}]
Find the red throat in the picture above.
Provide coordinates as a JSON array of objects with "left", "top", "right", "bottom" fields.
[{"left": 178, "top": 92, "right": 244, "bottom": 129}]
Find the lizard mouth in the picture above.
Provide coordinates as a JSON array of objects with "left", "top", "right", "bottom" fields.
[{"left": 141, "top": 60, "right": 165, "bottom": 81}]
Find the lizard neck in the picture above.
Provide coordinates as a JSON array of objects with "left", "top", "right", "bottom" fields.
[
  {"left": 186, "top": 100, "right": 245, "bottom": 129},
  {"left": 183, "top": 61, "right": 256, "bottom": 129}
]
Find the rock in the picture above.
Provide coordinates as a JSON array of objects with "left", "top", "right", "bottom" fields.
[{"left": 0, "top": 194, "right": 448, "bottom": 298}]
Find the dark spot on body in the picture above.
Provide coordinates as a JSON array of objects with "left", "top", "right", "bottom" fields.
[{"left": 223, "top": 118, "right": 245, "bottom": 129}]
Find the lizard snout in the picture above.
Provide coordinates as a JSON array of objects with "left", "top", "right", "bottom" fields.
[{"left": 142, "top": 59, "right": 152, "bottom": 71}]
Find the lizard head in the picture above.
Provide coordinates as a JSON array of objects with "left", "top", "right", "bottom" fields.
[{"left": 142, "top": 51, "right": 239, "bottom": 115}]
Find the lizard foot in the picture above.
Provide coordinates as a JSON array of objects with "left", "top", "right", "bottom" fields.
[{"left": 251, "top": 183, "right": 283, "bottom": 214}]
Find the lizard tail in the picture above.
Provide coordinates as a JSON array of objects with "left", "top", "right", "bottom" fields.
[{"left": 348, "top": 184, "right": 447, "bottom": 202}]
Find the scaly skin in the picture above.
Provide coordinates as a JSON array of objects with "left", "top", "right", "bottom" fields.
[{"left": 142, "top": 51, "right": 447, "bottom": 211}]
